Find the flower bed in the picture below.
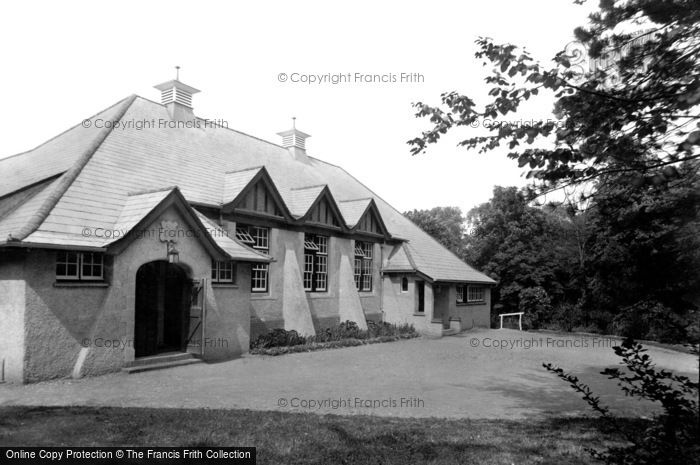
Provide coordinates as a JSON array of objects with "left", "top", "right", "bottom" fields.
[
  {"left": 250, "top": 333, "right": 419, "bottom": 356},
  {"left": 249, "top": 320, "right": 418, "bottom": 355}
]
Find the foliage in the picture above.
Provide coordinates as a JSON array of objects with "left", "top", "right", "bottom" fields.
[
  {"left": 250, "top": 333, "right": 420, "bottom": 356},
  {"left": 519, "top": 287, "right": 553, "bottom": 329},
  {"left": 408, "top": 0, "right": 700, "bottom": 194},
  {"left": 552, "top": 302, "right": 586, "bottom": 332},
  {"left": 250, "top": 321, "right": 417, "bottom": 350},
  {"left": 423, "top": 176, "right": 699, "bottom": 341},
  {"left": 402, "top": 0, "right": 700, "bottom": 343},
  {"left": 582, "top": 164, "right": 700, "bottom": 340},
  {"left": 544, "top": 338, "right": 700, "bottom": 465},
  {"left": 404, "top": 206, "right": 467, "bottom": 257},
  {"left": 464, "top": 186, "right": 579, "bottom": 321},
  {"left": 250, "top": 328, "right": 306, "bottom": 349}
]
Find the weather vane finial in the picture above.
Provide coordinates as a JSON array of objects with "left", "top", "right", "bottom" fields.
[
  {"left": 292, "top": 116, "right": 296, "bottom": 129},
  {"left": 175, "top": 65, "right": 180, "bottom": 80}
]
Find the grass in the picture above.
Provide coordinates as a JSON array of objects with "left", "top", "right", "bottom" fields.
[{"left": 0, "top": 406, "right": 638, "bottom": 464}]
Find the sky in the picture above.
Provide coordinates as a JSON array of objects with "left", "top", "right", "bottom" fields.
[{"left": 0, "top": 0, "right": 597, "bottom": 214}]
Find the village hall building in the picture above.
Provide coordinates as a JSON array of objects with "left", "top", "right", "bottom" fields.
[{"left": 0, "top": 78, "right": 495, "bottom": 383}]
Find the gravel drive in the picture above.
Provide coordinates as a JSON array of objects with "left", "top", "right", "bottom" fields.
[{"left": 1, "top": 329, "right": 697, "bottom": 419}]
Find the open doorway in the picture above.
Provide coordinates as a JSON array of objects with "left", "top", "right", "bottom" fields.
[{"left": 134, "top": 260, "right": 192, "bottom": 358}]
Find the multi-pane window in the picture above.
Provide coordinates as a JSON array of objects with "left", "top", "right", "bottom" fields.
[
  {"left": 354, "top": 241, "right": 373, "bottom": 292},
  {"left": 467, "top": 285, "right": 485, "bottom": 302},
  {"left": 456, "top": 285, "right": 465, "bottom": 303},
  {"left": 234, "top": 225, "right": 255, "bottom": 245},
  {"left": 354, "top": 258, "right": 362, "bottom": 289},
  {"left": 241, "top": 225, "right": 269, "bottom": 293},
  {"left": 251, "top": 226, "right": 269, "bottom": 250},
  {"left": 303, "top": 234, "right": 328, "bottom": 292},
  {"left": 235, "top": 224, "right": 269, "bottom": 251},
  {"left": 212, "top": 260, "right": 235, "bottom": 284},
  {"left": 251, "top": 264, "right": 268, "bottom": 292},
  {"left": 56, "top": 252, "right": 104, "bottom": 281},
  {"left": 457, "top": 284, "right": 484, "bottom": 303}
]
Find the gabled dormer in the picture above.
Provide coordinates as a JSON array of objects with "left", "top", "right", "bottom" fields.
[
  {"left": 221, "top": 167, "right": 292, "bottom": 220},
  {"left": 339, "top": 198, "right": 390, "bottom": 239},
  {"left": 290, "top": 185, "right": 344, "bottom": 230}
]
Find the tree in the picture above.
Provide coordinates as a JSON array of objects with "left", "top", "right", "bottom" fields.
[
  {"left": 465, "top": 186, "right": 577, "bottom": 322},
  {"left": 404, "top": 206, "right": 467, "bottom": 257},
  {"left": 408, "top": 0, "right": 700, "bottom": 340},
  {"left": 582, "top": 163, "right": 700, "bottom": 340},
  {"left": 408, "top": 0, "right": 699, "bottom": 196}
]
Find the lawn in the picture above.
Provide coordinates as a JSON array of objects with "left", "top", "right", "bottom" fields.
[{"left": 0, "top": 406, "right": 634, "bottom": 464}]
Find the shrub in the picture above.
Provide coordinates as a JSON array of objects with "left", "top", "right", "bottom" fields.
[
  {"left": 544, "top": 338, "right": 699, "bottom": 465},
  {"left": 612, "top": 301, "right": 693, "bottom": 343},
  {"left": 251, "top": 320, "right": 417, "bottom": 349},
  {"left": 519, "top": 286, "right": 552, "bottom": 329},
  {"left": 549, "top": 302, "right": 584, "bottom": 332},
  {"left": 250, "top": 329, "right": 306, "bottom": 349}
]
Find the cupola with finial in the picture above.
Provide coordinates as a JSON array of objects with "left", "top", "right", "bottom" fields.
[{"left": 277, "top": 117, "right": 311, "bottom": 161}]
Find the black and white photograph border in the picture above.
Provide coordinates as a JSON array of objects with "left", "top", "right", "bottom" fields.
[{"left": 0, "top": 1, "right": 698, "bottom": 464}]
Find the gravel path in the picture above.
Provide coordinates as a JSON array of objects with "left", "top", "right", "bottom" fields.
[{"left": 1, "top": 329, "right": 697, "bottom": 419}]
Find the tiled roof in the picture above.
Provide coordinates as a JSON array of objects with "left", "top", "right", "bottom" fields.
[
  {"left": 110, "top": 188, "right": 174, "bottom": 241},
  {"left": 384, "top": 244, "right": 416, "bottom": 272},
  {"left": 0, "top": 97, "right": 134, "bottom": 199},
  {"left": 338, "top": 198, "right": 372, "bottom": 228},
  {"left": 222, "top": 167, "right": 262, "bottom": 204},
  {"left": 0, "top": 95, "right": 494, "bottom": 283},
  {"left": 287, "top": 185, "right": 326, "bottom": 218},
  {"left": 194, "top": 211, "right": 271, "bottom": 262}
]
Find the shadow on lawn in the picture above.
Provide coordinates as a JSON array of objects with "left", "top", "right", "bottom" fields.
[
  {"left": 485, "top": 365, "right": 667, "bottom": 419},
  {"left": 0, "top": 406, "right": 618, "bottom": 465}
]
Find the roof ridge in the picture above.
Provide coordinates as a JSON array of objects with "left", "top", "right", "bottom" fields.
[
  {"left": 127, "top": 185, "right": 178, "bottom": 196},
  {"left": 224, "top": 166, "right": 264, "bottom": 175},
  {"left": 134, "top": 95, "right": 292, "bottom": 153},
  {"left": 7, "top": 95, "right": 138, "bottom": 242},
  {"left": 0, "top": 95, "right": 135, "bottom": 164},
  {"left": 338, "top": 197, "right": 373, "bottom": 203},
  {"left": 290, "top": 184, "right": 327, "bottom": 191},
  {"left": 402, "top": 243, "right": 418, "bottom": 270}
]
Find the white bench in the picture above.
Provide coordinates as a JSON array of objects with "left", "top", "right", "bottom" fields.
[{"left": 498, "top": 312, "right": 524, "bottom": 331}]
